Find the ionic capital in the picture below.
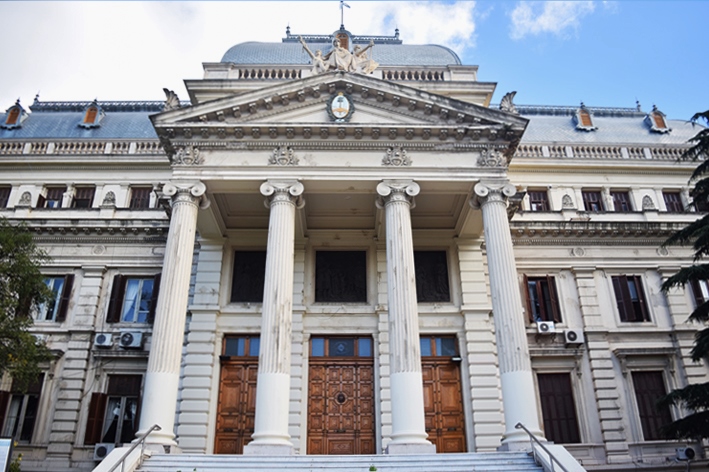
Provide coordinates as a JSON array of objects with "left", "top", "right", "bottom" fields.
[
  {"left": 260, "top": 180, "right": 305, "bottom": 208},
  {"left": 163, "top": 181, "right": 210, "bottom": 209},
  {"left": 469, "top": 181, "right": 516, "bottom": 209},
  {"left": 376, "top": 180, "right": 420, "bottom": 209}
]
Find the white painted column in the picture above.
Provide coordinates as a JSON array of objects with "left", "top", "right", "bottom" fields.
[
  {"left": 376, "top": 180, "right": 436, "bottom": 454},
  {"left": 471, "top": 182, "right": 545, "bottom": 448},
  {"left": 243, "top": 180, "right": 304, "bottom": 456},
  {"left": 137, "top": 181, "right": 208, "bottom": 448}
]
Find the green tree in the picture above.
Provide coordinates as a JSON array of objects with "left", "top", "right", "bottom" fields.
[
  {"left": 659, "top": 110, "right": 709, "bottom": 439},
  {"left": 0, "top": 217, "right": 53, "bottom": 391}
]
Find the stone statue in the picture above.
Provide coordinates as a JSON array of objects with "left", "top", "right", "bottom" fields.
[
  {"left": 162, "top": 88, "right": 181, "bottom": 112},
  {"left": 323, "top": 38, "right": 354, "bottom": 72},
  {"left": 298, "top": 36, "right": 328, "bottom": 74},
  {"left": 499, "top": 91, "right": 518, "bottom": 114},
  {"left": 353, "top": 40, "right": 379, "bottom": 74}
]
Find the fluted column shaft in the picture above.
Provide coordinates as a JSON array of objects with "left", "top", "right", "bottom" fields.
[
  {"left": 138, "top": 181, "right": 207, "bottom": 447},
  {"left": 244, "top": 180, "right": 303, "bottom": 455},
  {"left": 377, "top": 180, "right": 435, "bottom": 454},
  {"left": 472, "top": 182, "right": 544, "bottom": 447}
]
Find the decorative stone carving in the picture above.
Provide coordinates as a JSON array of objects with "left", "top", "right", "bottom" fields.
[
  {"left": 382, "top": 146, "right": 411, "bottom": 167},
  {"left": 260, "top": 180, "right": 305, "bottom": 209},
  {"left": 173, "top": 146, "right": 203, "bottom": 166},
  {"left": 269, "top": 146, "right": 299, "bottom": 166},
  {"left": 101, "top": 191, "right": 116, "bottom": 208},
  {"left": 499, "top": 91, "right": 518, "bottom": 114},
  {"left": 162, "top": 88, "right": 181, "bottom": 112},
  {"left": 477, "top": 147, "right": 506, "bottom": 167},
  {"left": 571, "top": 247, "right": 586, "bottom": 257},
  {"left": 376, "top": 180, "right": 420, "bottom": 209},
  {"left": 299, "top": 36, "right": 379, "bottom": 75},
  {"left": 163, "top": 181, "right": 210, "bottom": 210},
  {"left": 562, "top": 194, "right": 575, "bottom": 209},
  {"left": 17, "top": 191, "right": 31, "bottom": 207},
  {"left": 642, "top": 195, "right": 656, "bottom": 210}
]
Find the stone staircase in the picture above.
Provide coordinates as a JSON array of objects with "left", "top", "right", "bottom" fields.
[{"left": 137, "top": 452, "right": 543, "bottom": 472}]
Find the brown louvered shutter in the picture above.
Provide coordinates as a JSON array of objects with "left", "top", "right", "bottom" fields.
[
  {"left": 632, "top": 371, "right": 673, "bottom": 440},
  {"left": 579, "top": 110, "right": 592, "bottom": 127},
  {"left": 547, "top": 275, "right": 562, "bottom": 323},
  {"left": 147, "top": 273, "right": 161, "bottom": 324},
  {"left": 0, "top": 391, "right": 9, "bottom": 431},
  {"left": 612, "top": 276, "right": 631, "bottom": 321},
  {"left": 36, "top": 194, "right": 45, "bottom": 208},
  {"left": 84, "top": 392, "right": 107, "bottom": 445},
  {"left": 106, "top": 275, "right": 126, "bottom": 323},
  {"left": 6, "top": 108, "right": 20, "bottom": 125},
  {"left": 55, "top": 274, "right": 74, "bottom": 322},
  {"left": 690, "top": 279, "right": 706, "bottom": 307},
  {"left": 523, "top": 275, "right": 534, "bottom": 323},
  {"left": 632, "top": 276, "right": 650, "bottom": 322},
  {"left": 84, "top": 107, "right": 98, "bottom": 124},
  {"left": 538, "top": 373, "right": 581, "bottom": 444}
]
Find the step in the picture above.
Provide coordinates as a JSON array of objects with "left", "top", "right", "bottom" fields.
[{"left": 138, "top": 452, "right": 542, "bottom": 472}]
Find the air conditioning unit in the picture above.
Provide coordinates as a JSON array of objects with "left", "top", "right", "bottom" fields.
[
  {"left": 536, "top": 321, "right": 556, "bottom": 334},
  {"left": 93, "top": 443, "right": 115, "bottom": 461},
  {"left": 33, "top": 333, "right": 48, "bottom": 344},
  {"left": 676, "top": 446, "right": 696, "bottom": 461},
  {"left": 119, "top": 331, "right": 143, "bottom": 349},
  {"left": 564, "top": 329, "right": 585, "bottom": 346},
  {"left": 94, "top": 332, "right": 113, "bottom": 348}
]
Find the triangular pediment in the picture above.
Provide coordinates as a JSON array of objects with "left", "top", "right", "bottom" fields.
[{"left": 151, "top": 71, "right": 527, "bottom": 151}]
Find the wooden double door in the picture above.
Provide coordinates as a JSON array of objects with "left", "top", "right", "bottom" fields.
[{"left": 307, "top": 337, "right": 376, "bottom": 455}]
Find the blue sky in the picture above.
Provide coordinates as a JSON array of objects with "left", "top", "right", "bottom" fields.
[{"left": 0, "top": 1, "right": 706, "bottom": 121}]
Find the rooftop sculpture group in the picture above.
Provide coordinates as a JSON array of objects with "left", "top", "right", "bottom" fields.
[{"left": 299, "top": 36, "right": 379, "bottom": 75}]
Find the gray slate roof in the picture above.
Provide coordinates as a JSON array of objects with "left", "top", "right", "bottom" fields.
[{"left": 220, "top": 41, "right": 462, "bottom": 66}]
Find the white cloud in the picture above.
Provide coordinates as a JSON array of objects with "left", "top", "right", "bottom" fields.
[{"left": 509, "top": 1, "right": 596, "bottom": 40}]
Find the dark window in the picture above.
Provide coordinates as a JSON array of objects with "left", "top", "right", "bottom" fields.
[
  {"left": 420, "top": 336, "right": 458, "bottom": 357},
  {"left": 537, "top": 373, "right": 581, "bottom": 444},
  {"left": 231, "top": 251, "right": 266, "bottom": 303},
  {"left": 663, "top": 192, "right": 684, "bottom": 213},
  {"left": 632, "top": 371, "right": 673, "bottom": 441},
  {"left": 315, "top": 251, "right": 366, "bottom": 302},
  {"left": 129, "top": 187, "right": 152, "bottom": 209},
  {"left": 525, "top": 275, "right": 561, "bottom": 323},
  {"left": 38, "top": 275, "right": 74, "bottom": 322},
  {"left": 528, "top": 190, "right": 550, "bottom": 212},
  {"left": 0, "top": 187, "right": 10, "bottom": 208},
  {"left": 310, "top": 337, "right": 372, "bottom": 358},
  {"left": 84, "top": 375, "right": 142, "bottom": 446},
  {"left": 611, "top": 191, "right": 632, "bottom": 212},
  {"left": 38, "top": 186, "right": 67, "bottom": 209},
  {"left": 0, "top": 375, "right": 44, "bottom": 442},
  {"left": 72, "top": 186, "right": 95, "bottom": 208},
  {"left": 689, "top": 279, "right": 709, "bottom": 307},
  {"left": 612, "top": 275, "right": 650, "bottom": 322},
  {"left": 106, "top": 274, "right": 160, "bottom": 323},
  {"left": 582, "top": 191, "right": 604, "bottom": 212},
  {"left": 414, "top": 251, "right": 450, "bottom": 302},
  {"left": 223, "top": 336, "right": 260, "bottom": 358}
]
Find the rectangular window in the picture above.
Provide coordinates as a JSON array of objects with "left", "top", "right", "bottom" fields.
[
  {"left": 37, "top": 275, "right": 74, "bottom": 322},
  {"left": 582, "top": 191, "right": 604, "bottom": 212},
  {"left": 129, "top": 187, "right": 152, "bottom": 209},
  {"left": 72, "top": 186, "right": 95, "bottom": 208},
  {"left": 537, "top": 373, "right": 581, "bottom": 444},
  {"left": 528, "top": 190, "right": 550, "bottom": 212},
  {"left": 611, "top": 191, "right": 632, "bottom": 212},
  {"left": 414, "top": 251, "right": 450, "bottom": 302},
  {"left": 310, "top": 336, "right": 372, "bottom": 358},
  {"left": 223, "top": 336, "right": 260, "bottom": 358},
  {"left": 420, "top": 336, "right": 458, "bottom": 357},
  {"left": 0, "top": 375, "right": 44, "bottom": 443},
  {"left": 38, "top": 186, "right": 67, "bottom": 209},
  {"left": 106, "top": 274, "right": 160, "bottom": 323},
  {"left": 525, "top": 275, "right": 561, "bottom": 323},
  {"left": 612, "top": 275, "right": 650, "bottom": 322},
  {"left": 0, "top": 186, "right": 10, "bottom": 208},
  {"left": 663, "top": 192, "right": 684, "bottom": 213},
  {"left": 690, "top": 279, "right": 709, "bottom": 307},
  {"left": 231, "top": 251, "right": 266, "bottom": 303},
  {"left": 84, "top": 375, "right": 142, "bottom": 446},
  {"left": 315, "top": 251, "right": 367, "bottom": 302},
  {"left": 632, "top": 371, "right": 673, "bottom": 441}
]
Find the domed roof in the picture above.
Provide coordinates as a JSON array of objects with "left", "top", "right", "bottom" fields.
[{"left": 220, "top": 41, "right": 461, "bottom": 67}]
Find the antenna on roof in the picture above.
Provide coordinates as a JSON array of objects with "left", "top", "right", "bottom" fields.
[{"left": 340, "top": 1, "right": 350, "bottom": 29}]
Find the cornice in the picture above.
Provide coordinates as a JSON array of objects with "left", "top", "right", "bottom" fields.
[{"left": 510, "top": 220, "right": 686, "bottom": 244}]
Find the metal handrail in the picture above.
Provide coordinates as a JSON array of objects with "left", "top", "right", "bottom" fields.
[
  {"left": 515, "top": 423, "right": 570, "bottom": 472},
  {"left": 107, "top": 424, "right": 162, "bottom": 472}
]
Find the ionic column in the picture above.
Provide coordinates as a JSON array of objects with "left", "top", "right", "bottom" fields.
[
  {"left": 243, "top": 180, "right": 304, "bottom": 456},
  {"left": 471, "top": 182, "right": 544, "bottom": 448},
  {"left": 376, "top": 180, "right": 435, "bottom": 454},
  {"left": 138, "top": 181, "right": 208, "bottom": 448}
]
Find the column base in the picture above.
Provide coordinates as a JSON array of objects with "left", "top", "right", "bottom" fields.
[
  {"left": 386, "top": 443, "right": 436, "bottom": 455},
  {"left": 497, "top": 440, "right": 534, "bottom": 452},
  {"left": 243, "top": 443, "right": 294, "bottom": 456},
  {"left": 140, "top": 443, "right": 182, "bottom": 455}
]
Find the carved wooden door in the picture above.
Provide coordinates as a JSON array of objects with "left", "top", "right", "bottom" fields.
[
  {"left": 421, "top": 336, "right": 466, "bottom": 453},
  {"left": 308, "top": 337, "right": 375, "bottom": 455},
  {"left": 214, "top": 336, "right": 259, "bottom": 454}
]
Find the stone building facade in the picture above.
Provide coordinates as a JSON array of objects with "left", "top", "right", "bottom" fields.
[{"left": 0, "top": 26, "right": 706, "bottom": 471}]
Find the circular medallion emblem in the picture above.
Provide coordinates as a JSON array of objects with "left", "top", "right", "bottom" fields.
[{"left": 327, "top": 92, "right": 354, "bottom": 122}]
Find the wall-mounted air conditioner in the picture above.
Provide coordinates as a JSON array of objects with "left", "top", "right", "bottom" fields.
[
  {"left": 93, "top": 443, "right": 115, "bottom": 461},
  {"left": 564, "top": 329, "right": 585, "bottom": 346},
  {"left": 119, "top": 331, "right": 143, "bottom": 349},
  {"left": 536, "top": 321, "right": 556, "bottom": 334},
  {"left": 94, "top": 332, "right": 113, "bottom": 348}
]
